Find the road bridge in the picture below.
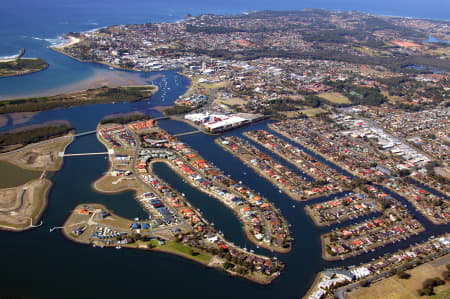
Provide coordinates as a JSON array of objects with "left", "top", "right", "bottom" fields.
[
  {"left": 173, "top": 130, "right": 202, "bottom": 137},
  {"left": 74, "top": 130, "right": 97, "bottom": 137},
  {"left": 63, "top": 152, "right": 108, "bottom": 157}
]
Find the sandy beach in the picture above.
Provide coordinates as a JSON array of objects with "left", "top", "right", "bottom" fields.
[{"left": 50, "top": 36, "right": 81, "bottom": 49}]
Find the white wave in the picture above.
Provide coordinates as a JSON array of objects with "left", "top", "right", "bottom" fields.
[
  {"left": 25, "top": 35, "right": 67, "bottom": 47},
  {"left": 44, "top": 36, "right": 67, "bottom": 47},
  {"left": 84, "top": 26, "right": 107, "bottom": 33},
  {"left": 31, "top": 36, "right": 46, "bottom": 41},
  {"left": 0, "top": 53, "right": 19, "bottom": 60},
  {"left": 0, "top": 49, "right": 24, "bottom": 60}
]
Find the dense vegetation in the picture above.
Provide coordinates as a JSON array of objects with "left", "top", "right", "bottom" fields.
[
  {"left": 163, "top": 105, "right": 196, "bottom": 115},
  {"left": 325, "top": 81, "right": 387, "bottom": 106},
  {"left": 417, "top": 277, "right": 445, "bottom": 296},
  {"left": 0, "top": 86, "right": 155, "bottom": 114},
  {"left": 100, "top": 113, "right": 152, "bottom": 125},
  {"left": 0, "top": 124, "right": 73, "bottom": 150},
  {"left": 0, "top": 58, "right": 47, "bottom": 71},
  {"left": 0, "top": 58, "right": 48, "bottom": 77},
  {"left": 189, "top": 47, "right": 450, "bottom": 73},
  {"left": 186, "top": 24, "right": 245, "bottom": 34}
]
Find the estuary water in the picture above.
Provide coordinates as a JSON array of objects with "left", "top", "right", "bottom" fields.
[{"left": 0, "top": 1, "right": 449, "bottom": 298}]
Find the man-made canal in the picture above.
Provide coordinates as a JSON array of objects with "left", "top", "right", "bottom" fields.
[{"left": 1, "top": 66, "right": 448, "bottom": 298}]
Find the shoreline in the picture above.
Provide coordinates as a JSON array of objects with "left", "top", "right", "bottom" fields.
[
  {"left": 91, "top": 131, "right": 140, "bottom": 196},
  {"left": 302, "top": 271, "right": 324, "bottom": 299},
  {"left": 149, "top": 159, "right": 292, "bottom": 254},
  {"left": 303, "top": 192, "right": 381, "bottom": 228},
  {"left": 60, "top": 203, "right": 274, "bottom": 286},
  {"left": 50, "top": 36, "right": 81, "bottom": 50},
  {"left": 0, "top": 61, "right": 49, "bottom": 79},
  {"left": 216, "top": 138, "right": 306, "bottom": 202},
  {"left": 383, "top": 185, "right": 448, "bottom": 226},
  {"left": 268, "top": 123, "right": 361, "bottom": 178},
  {"left": 218, "top": 136, "right": 345, "bottom": 202},
  {"left": 50, "top": 40, "right": 143, "bottom": 73},
  {"left": 320, "top": 225, "right": 426, "bottom": 261},
  {"left": 244, "top": 131, "right": 346, "bottom": 183},
  {"left": 0, "top": 178, "right": 53, "bottom": 232},
  {"left": 307, "top": 235, "right": 450, "bottom": 298},
  {"left": 86, "top": 125, "right": 285, "bottom": 283},
  {"left": 0, "top": 133, "right": 74, "bottom": 231},
  {"left": 0, "top": 85, "right": 158, "bottom": 115},
  {"left": 146, "top": 129, "right": 292, "bottom": 253}
]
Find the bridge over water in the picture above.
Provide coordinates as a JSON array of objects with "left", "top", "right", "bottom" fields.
[{"left": 63, "top": 152, "right": 109, "bottom": 157}]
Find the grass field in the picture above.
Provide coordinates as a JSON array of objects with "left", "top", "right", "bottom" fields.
[
  {"left": 0, "top": 162, "right": 41, "bottom": 188},
  {"left": 281, "top": 108, "right": 326, "bottom": 118},
  {"left": 157, "top": 240, "right": 212, "bottom": 264},
  {"left": 300, "top": 108, "right": 326, "bottom": 117},
  {"left": 214, "top": 97, "right": 246, "bottom": 106},
  {"left": 318, "top": 92, "right": 352, "bottom": 104},
  {"left": 347, "top": 254, "right": 450, "bottom": 299},
  {"left": 382, "top": 90, "right": 404, "bottom": 103},
  {"left": 353, "top": 46, "right": 392, "bottom": 57},
  {"left": 184, "top": 75, "right": 231, "bottom": 97},
  {"left": 0, "top": 115, "right": 7, "bottom": 128}
]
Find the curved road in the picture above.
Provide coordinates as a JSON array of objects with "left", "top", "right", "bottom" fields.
[{"left": 130, "top": 129, "right": 191, "bottom": 231}]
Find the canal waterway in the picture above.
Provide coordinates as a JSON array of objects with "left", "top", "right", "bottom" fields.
[{"left": 0, "top": 66, "right": 449, "bottom": 297}]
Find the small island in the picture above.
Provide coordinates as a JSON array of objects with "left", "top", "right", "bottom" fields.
[{"left": 0, "top": 49, "right": 48, "bottom": 78}]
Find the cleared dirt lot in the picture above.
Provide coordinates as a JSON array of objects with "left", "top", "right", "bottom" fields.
[{"left": 0, "top": 179, "right": 52, "bottom": 231}]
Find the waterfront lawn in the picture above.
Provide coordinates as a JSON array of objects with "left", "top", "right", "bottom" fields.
[
  {"left": 299, "top": 108, "right": 326, "bottom": 117},
  {"left": 159, "top": 241, "right": 212, "bottom": 264}
]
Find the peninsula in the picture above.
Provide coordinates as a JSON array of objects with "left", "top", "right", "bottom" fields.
[
  {"left": 63, "top": 118, "right": 291, "bottom": 285},
  {"left": 0, "top": 85, "right": 157, "bottom": 114},
  {"left": 0, "top": 130, "right": 74, "bottom": 231}
]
